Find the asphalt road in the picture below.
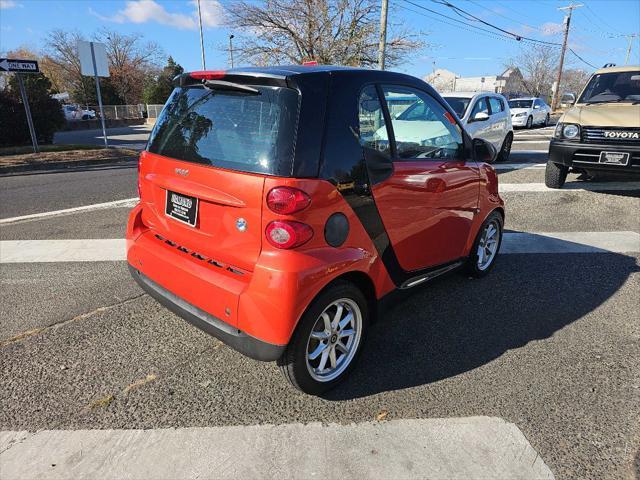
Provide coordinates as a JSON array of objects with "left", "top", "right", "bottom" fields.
[
  {"left": 54, "top": 125, "right": 153, "bottom": 150},
  {"left": 1, "top": 135, "right": 639, "bottom": 479}
]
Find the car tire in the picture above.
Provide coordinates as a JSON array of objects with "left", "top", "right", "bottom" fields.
[
  {"left": 278, "top": 281, "right": 369, "bottom": 395},
  {"left": 466, "top": 211, "right": 503, "bottom": 278},
  {"left": 544, "top": 114, "right": 550, "bottom": 127},
  {"left": 82, "top": 114, "right": 90, "bottom": 120},
  {"left": 545, "top": 161, "right": 569, "bottom": 188},
  {"left": 497, "top": 132, "right": 513, "bottom": 163},
  {"left": 526, "top": 116, "right": 533, "bottom": 129}
]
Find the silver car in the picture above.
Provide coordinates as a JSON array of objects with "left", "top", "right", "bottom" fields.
[{"left": 442, "top": 92, "right": 514, "bottom": 162}]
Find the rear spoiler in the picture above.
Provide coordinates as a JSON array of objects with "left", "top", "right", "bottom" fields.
[{"left": 174, "top": 71, "right": 289, "bottom": 89}]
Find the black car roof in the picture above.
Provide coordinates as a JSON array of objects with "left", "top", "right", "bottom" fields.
[{"left": 223, "top": 65, "right": 421, "bottom": 83}]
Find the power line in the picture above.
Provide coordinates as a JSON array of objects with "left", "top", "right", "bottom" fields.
[
  {"left": 430, "top": 0, "right": 563, "bottom": 46},
  {"left": 569, "top": 48, "right": 597, "bottom": 69},
  {"left": 465, "top": 0, "right": 544, "bottom": 33}
]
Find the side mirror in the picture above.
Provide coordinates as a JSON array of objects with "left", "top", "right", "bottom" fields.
[
  {"left": 472, "top": 138, "right": 497, "bottom": 164},
  {"left": 534, "top": 104, "right": 541, "bottom": 109},
  {"left": 472, "top": 111, "right": 489, "bottom": 122}
]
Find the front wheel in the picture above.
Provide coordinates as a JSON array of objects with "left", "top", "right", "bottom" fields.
[
  {"left": 544, "top": 114, "right": 550, "bottom": 127},
  {"left": 278, "top": 281, "right": 369, "bottom": 395},
  {"left": 467, "top": 211, "right": 503, "bottom": 277},
  {"left": 497, "top": 132, "right": 513, "bottom": 163},
  {"left": 526, "top": 116, "right": 533, "bottom": 129},
  {"left": 545, "top": 161, "right": 569, "bottom": 188}
]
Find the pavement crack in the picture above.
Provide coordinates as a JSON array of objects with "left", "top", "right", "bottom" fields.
[
  {"left": 0, "top": 431, "right": 36, "bottom": 455},
  {"left": 0, "top": 294, "right": 146, "bottom": 347}
]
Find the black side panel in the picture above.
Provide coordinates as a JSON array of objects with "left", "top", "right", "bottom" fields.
[{"left": 288, "top": 73, "right": 331, "bottom": 178}]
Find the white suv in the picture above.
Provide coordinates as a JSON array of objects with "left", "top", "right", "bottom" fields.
[
  {"left": 442, "top": 92, "right": 514, "bottom": 162},
  {"left": 508, "top": 97, "right": 551, "bottom": 129}
]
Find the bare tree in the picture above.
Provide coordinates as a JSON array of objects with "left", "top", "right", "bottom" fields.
[
  {"left": 506, "top": 44, "right": 560, "bottom": 99},
  {"left": 560, "top": 68, "right": 590, "bottom": 95},
  {"left": 94, "top": 29, "right": 163, "bottom": 105},
  {"left": 225, "top": 0, "right": 423, "bottom": 68},
  {"left": 44, "top": 30, "right": 91, "bottom": 103}
]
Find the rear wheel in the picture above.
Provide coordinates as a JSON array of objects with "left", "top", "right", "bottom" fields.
[
  {"left": 467, "top": 211, "right": 503, "bottom": 277},
  {"left": 526, "top": 116, "right": 533, "bottom": 129},
  {"left": 545, "top": 161, "right": 569, "bottom": 188},
  {"left": 278, "top": 281, "right": 369, "bottom": 395},
  {"left": 497, "top": 132, "right": 513, "bottom": 163}
]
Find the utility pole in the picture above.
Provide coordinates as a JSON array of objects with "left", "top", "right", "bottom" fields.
[
  {"left": 197, "top": 0, "right": 206, "bottom": 69},
  {"left": 624, "top": 33, "right": 638, "bottom": 64},
  {"left": 551, "top": 3, "right": 582, "bottom": 112},
  {"left": 378, "top": 0, "right": 389, "bottom": 70},
  {"left": 229, "top": 34, "right": 235, "bottom": 68}
]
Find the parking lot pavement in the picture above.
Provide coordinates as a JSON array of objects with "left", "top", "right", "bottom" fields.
[
  {"left": 1, "top": 157, "right": 639, "bottom": 479},
  {"left": 54, "top": 125, "right": 152, "bottom": 150}
]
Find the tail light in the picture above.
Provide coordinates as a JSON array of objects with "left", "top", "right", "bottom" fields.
[
  {"left": 190, "top": 70, "right": 226, "bottom": 80},
  {"left": 137, "top": 154, "right": 142, "bottom": 198},
  {"left": 266, "top": 221, "right": 313, "bottom": 249},
  {"left": 266, "top": 187, "right": 311, "bottom": 214}
]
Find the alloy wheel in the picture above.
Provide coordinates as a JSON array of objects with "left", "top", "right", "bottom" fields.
[
  {"left": 305, "top": 298, "right": 362, "bottom": 382},
  {"left": 477, "top": 220, "right": 500, "bottom": 270}
]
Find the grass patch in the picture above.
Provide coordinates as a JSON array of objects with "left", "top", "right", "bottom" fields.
[
  {"left": 123, "top": 374, "right": 157, "bottom": 394},
  {"left": 0, "top": 144, "right": 104, "bottom": 156}
]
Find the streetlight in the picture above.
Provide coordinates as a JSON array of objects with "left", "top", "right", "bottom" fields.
[{"left": 229, "top": 34, "right": 235, "bottom": 68}]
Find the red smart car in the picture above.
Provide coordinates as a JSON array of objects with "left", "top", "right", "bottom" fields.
[{"left": 127, "top": 66, "right": 504, "bottom": 394}]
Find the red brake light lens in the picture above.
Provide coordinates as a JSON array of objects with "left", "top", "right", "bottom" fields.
[
  {"left": 266, "top": 187, "right": 311, "bottom": 214},
  {"left": 137, "top": 154, "right": 143, "bottom": 198},
  {"left": 190, "top": 70, "right": 226, "bottom": 80},
  {"left": 303, "top": 61, "right": 318, "bottom": 66},
  {"left": 266, "top": 221, "right": 313, "bottom": 249}
]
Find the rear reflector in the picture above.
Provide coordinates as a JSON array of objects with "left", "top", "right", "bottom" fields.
[
  {"left": 190, "top": 70, "right": 226, "bottom": 80},
  {"left": 266, "top": 221, "right": 313, "bottom": 249},
  {"left": 302, "top": 61, "right": 318, "bottom": 66},
  {"left": 266, "top": 187, "right": 311, "bottom": 215}
]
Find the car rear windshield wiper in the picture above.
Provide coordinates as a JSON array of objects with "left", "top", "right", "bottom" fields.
[{"left": 202, "top": 80, "right": 260, "bottom": 95}]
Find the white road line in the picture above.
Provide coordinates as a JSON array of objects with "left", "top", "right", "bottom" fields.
[
  {"left": 0, "top": 418, "right": 554, "bottom": 480},
  {"left": 494, "top": 163, "right": 546, "bottom": 170},
  {"left": 2, "top": 232, "right": 638, "bottom": 263},
  {"left": 500, "top": 182, "right": 640, "bottom": 192},
  {"left": 0, "top": 239, "right": 126, "bottom": 262},
  {"left": 512, "top": 139, "right": 550, "bottom": 144},
  {"left": 0, "top": 198, "right": 139, "bottom": 225},
  {"left": 501, "top": 231, "right": 640, "bottom": 254}
]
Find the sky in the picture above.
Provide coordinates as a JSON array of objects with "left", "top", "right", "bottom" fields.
[{"left": 0, "top": 0, "right": 639, "bottom": 79}]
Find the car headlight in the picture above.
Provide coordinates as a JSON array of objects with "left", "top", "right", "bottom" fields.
[
  {"left": 562, "top": 124, "right": 580, "bottom": 139},
  {"left": 514, "top": 112, "right": 527, "bottom": 117}
]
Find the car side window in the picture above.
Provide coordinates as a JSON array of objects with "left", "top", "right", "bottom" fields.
[
  {"left": 470, "top": 98, "right": 489, "bottom": 118},
  {"left": 358, "top": 86, "right": 391, "bottom": 157},
  {"left": 381, "top": 85, "right": 463, "bottom": 160},
  {"left": 488, "top": 97, "right": 503, "bottom": 114}
]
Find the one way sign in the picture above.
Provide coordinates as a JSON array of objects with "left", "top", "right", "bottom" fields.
[{"left": 0, "top": 58, "right": 39, "bottom": 73}]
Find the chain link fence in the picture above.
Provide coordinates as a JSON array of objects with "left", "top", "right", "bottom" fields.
[
  {"left": 86, "top": 104, "right": 145, "bottom": 120},
  {"left": 146, "top": 104, "right": 164, "bottom": 119}
]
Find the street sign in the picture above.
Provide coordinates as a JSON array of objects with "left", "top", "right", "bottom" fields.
[
  {"left": 78, "top": 42, "right": 109, "bottom": 77},
  {"left": 0, "top": 58, "right": 39, "bottom": 74},
  {"left": 78, "top": 41, "right": 109, "bottom": 148}
]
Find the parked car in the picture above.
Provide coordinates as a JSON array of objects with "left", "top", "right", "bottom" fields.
[
  {"left": 127, "top": 66, "right": 504, "bottom": 394},
  {"left": 508, "top": 97, "right": 551, "bottom": 128},
  {"left": 63, "top": 104, "right": 96, "bottom": 121},
  {"left": 546, "top": 64, "right": 640, "bottom": 188},
  {"left": 441, "top": 92, "right": 513, "bottom": 162}
]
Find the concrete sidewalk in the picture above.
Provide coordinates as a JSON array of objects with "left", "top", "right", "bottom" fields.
[{"left": 0, "top": 417, "right": 554, "bottom": 479}]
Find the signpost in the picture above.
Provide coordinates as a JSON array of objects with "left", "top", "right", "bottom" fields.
[
  {"left": 0, "top": 58, "right": 40, "bottom": 153},
  {"left": 78, "top": 41, "right": 110, "bottom": 148}
]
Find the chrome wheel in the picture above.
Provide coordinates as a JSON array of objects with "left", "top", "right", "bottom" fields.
[
  {"left": 477, "top": 220, "right": 500, "bottom": 271},
  {"left": 305, "top": 298, "right": 362, "bottom": 382}
]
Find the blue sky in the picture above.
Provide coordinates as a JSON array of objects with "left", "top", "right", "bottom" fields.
[{"left": 1, "top": 0, "right": 639, "bottom": 78}]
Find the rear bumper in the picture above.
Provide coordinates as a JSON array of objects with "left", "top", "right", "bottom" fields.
[
  {"left": 548, "top": 140, "right": 640, "bottom": 175},
  {"left": 129, "top": 265, "right": 284, "bottom": 361}
]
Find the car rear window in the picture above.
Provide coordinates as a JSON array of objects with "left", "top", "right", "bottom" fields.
[
  {"left": 147, "top": 85, "right": 299, "bottom": 175},
  {"left": 443, "top": 97, "right": 471, "bottom": 118}
]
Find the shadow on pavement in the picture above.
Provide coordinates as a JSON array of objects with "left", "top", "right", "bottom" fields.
[{"left": 327, "top": 250, "right": 639, "bottom": 400}]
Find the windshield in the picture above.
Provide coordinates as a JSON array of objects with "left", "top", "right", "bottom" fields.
[
  {"left": 508, "top": 100, "right": 533, "bottom": 109},
  {"left": 442, "top": 97, "right": 471, "bottom": 118},
  {"left": 147, "top": 85, "right": 299, "bottom": 175},
  {"left": 578, "top": 71, "right": 640, "bottom": 103}
]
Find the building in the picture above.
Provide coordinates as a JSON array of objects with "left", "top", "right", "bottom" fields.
[{"left": 424, "top": 67, "right": 524, "bottom": 97}]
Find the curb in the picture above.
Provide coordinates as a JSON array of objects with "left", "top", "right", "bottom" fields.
[{"left": 0, "top": 157, "right": 137, "bottom": 175}]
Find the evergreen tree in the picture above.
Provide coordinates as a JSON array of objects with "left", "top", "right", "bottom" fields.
[{"left": 142, "top": 56, "right": 184, "bottom": 105}]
